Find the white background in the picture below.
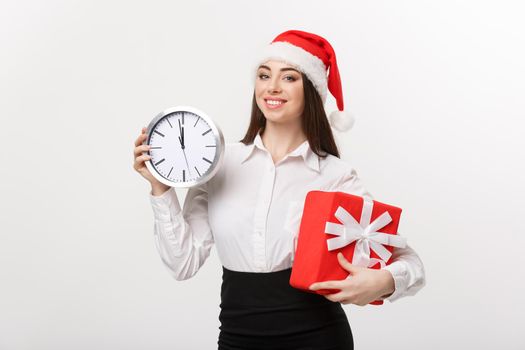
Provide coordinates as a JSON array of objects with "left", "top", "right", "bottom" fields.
[{"left": 1, "top": 0, "right": 524, "bottom": 349}]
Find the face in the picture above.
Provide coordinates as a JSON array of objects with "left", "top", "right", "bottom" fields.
[{"left": 255, "top": 60, "right": 305, "bottom": 126}]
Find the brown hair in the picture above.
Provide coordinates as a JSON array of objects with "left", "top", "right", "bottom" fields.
[{"left": 239, "top": 73, "right": 340, "bottom": 159}]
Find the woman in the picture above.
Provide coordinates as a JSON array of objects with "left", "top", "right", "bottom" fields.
[{"left": 133, "top": 30, "right": 426, "bottom": 349}]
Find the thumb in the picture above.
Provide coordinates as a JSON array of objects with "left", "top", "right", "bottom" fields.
[{"left": 337, "top": 252, "right": 359, "bottom": 274}]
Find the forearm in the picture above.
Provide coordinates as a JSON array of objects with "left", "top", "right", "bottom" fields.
[
  {"left": 153, "top": 216, "right": 213, "bottom": 281},
  {"left": 149, "top": 182, "right": 214, "bottom": 281}
]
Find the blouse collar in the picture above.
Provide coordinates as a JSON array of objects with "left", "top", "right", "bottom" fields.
[{"left": 240, "top": 130, "right": 320, "bottom": 173}]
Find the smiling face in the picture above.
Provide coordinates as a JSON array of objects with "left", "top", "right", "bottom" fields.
[{"left": 255, "top": 60, "right": 305, "bottom": 126}]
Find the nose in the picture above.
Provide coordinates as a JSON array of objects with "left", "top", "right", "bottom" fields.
[{"left": 267, "top": 76, "right": 282, "bottom": 94}]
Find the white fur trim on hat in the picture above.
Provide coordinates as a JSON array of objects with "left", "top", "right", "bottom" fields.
[
  {"left": 254, "top": 41, "right": 328, "bottom": 102},
  {"left": 328, "top": 110, "right": 355, "bottom": 132}
]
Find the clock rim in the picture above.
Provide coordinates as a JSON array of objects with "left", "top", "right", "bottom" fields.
[{"left": 143, "top": 105, "right": 225, "bottom": 188}]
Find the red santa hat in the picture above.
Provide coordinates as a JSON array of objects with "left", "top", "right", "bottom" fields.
[{"left": 254, "top": 29, "right": 355, "bottom": 132}]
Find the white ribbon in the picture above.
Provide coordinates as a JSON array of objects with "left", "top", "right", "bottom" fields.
[{"left": 324, "top": 197, "right": 407, "bottom": 268}]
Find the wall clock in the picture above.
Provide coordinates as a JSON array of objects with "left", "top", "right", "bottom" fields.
[{"left": 144, "top": 106, "right": 225, "bottom": 188}]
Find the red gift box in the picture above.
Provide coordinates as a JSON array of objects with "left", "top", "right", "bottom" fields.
[{"left": 289, "top": 190, "right": 406, "bottom": 305}]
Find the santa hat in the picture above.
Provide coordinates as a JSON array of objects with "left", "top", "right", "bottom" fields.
[{"left": 254, "top": 29, "right": 355, "bottom": 132}]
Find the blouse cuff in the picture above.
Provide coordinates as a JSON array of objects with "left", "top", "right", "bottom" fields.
[
  {"left": 149, "top": 187, "right": 182, "bottom": 222},
  {"left": 381, "top": 261, "right": 408, "bottom": 303}
]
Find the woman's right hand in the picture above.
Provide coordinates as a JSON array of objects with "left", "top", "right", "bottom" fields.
[{"left": 133, "top": 127, "right": 170, "bottom": 195}]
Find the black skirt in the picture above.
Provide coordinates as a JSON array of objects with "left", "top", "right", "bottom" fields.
[{"left": 218, "top": 266, "right": 353, "bottom": 350}]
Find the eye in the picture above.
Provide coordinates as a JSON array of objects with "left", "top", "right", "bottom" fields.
[
  {"left": 258, "top": 73, "right": 269, "bottom": 80},
  {"left": 284, "top": 75, "right": 297, "bottom": 82}
]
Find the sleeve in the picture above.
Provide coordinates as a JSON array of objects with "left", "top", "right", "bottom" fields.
[
  {"left": 148, "top": 183, "right": 214, "bottom": 281},
  {"left": 379, "top": 239, "right": 426, "bottom": 303},
  {"left": 328, "top": 166, "right": 426, "bottom": 303}
]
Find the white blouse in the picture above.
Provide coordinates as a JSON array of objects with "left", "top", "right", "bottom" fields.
[{"left": 149, "top": 130, "right": 426, "bottom": 303}]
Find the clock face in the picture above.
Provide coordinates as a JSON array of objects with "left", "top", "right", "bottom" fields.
[{"left": 144, "top": 106, "right": 224, "bottom": 188}]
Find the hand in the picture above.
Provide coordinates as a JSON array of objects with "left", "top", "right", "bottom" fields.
[
  {"left": 308, "top": 252, "right": 395, "bottom": 306},
  {"left": 133, "top": 127, "right": 170, "bottom": 193}
]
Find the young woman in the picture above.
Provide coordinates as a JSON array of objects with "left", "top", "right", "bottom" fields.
[{"left": 133, "top": 30, "right": 426, "bottom": 350}]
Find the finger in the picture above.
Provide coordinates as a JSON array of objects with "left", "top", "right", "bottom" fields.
[
  {"left": 134, "top": 133, "right": 146, "bottom": 147},
  {"left": 322, "top": 293, "right": 341, "bottom": 303},
  {"left": 134, "top": 127, "right": 148, "bottom": 147},
  {"left": 323, "top": 291, "right": 347, "bottom": 303},
  {"left": 134, "top": 154, "right": 152, "bottom": 167},
  {"left": 330, "top": 290, "right": 347, "bottom": 300},
  {"left": 134, "top": 144, "right": 151, "bottom": 157},
  {"left": 309, "top": 280, "right": 344, "bottom": 291},
  {"left": 337, "top": 252, "right": 359, "bottom": 274}
]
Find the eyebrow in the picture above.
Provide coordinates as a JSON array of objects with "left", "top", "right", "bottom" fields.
[{"left": 257, "top": 65, "right": 300, "bottom": 73}]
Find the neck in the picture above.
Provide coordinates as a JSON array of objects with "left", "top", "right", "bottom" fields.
[{"left": 260, "top": 121, "right": 307, "bottom": 164}]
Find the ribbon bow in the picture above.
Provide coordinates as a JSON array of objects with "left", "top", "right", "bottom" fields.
[{"left": 324, "top": 197, "right": 407, "bottom": 268}]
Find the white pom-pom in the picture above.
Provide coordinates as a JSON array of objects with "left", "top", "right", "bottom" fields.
[{"left": 328, "top": 110, "right": 355, "bottom": 132}]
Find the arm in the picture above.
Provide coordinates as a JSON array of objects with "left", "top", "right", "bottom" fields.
[
  {"left": 329, "top": 166, "right": 426, "bottom": 303},
  {"left": 149, "top": 182, "right": 214, "bottom": 281},
  {"left": 378, "top": 240, "right": 426, "bottom": 302}
]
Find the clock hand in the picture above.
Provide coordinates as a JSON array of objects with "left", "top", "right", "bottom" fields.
[
  {"left": 178, "top": 119, "right": 184, "bottom": 149},
  {"left": 181, "top": 124, "right": 185, "bottom": 148},
  {"left": 177, "top": 118, "right": 190, "bottom": 176},
  {"left": 182, "top": 148, "right": 191, "bottom": 177}
]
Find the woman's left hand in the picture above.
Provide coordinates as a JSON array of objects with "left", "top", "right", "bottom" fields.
[{"left": 308, "top": 252, "right": 395, "bottom": 306}]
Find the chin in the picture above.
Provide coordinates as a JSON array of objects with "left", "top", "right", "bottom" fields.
[
  {"left": 262, "top": 109, "right": 286, "bottom": 120},
  {"left": 265, "top": 113, "right": 300, "bottom": 126}
]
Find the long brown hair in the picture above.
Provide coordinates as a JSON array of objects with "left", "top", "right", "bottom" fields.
[{"left": 239, "top": 73, "right": 340, "bottom": 159}]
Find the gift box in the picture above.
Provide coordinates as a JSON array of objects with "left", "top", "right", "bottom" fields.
[{"left": 289, "top": 190, "right": 407, "bottom": 305}]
